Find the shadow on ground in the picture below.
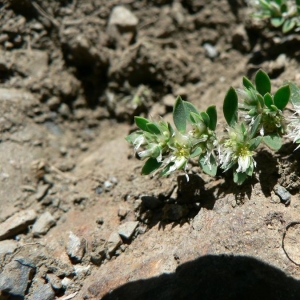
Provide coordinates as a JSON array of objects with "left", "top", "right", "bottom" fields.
[{"left": 101, "top": 255, "right": 300, "bottom": 300}]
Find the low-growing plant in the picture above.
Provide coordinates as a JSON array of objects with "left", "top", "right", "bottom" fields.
[
  {"left": 126, "top": 97, "right": 218, "bottom": 179},
  {"left": 249, "top": 0, "right": 300, "bottom": 33},
  {"left": 126, "top": 69, "right": 300, "bottom": 185}
]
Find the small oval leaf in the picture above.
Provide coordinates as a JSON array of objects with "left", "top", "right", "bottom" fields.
[
  {"left": 289, "top": 82, "right": 300, "bottom": 107},
  {"left": 223, "top": 87, "right": 238, "bottom": 127},
  {"left": 264, "top": 93, "right": 273, "bottom": 108},
  {"left": 283, "top": 19, "right": 296, "bottom": 33},
  {"left": 200, "top": 112, "right": 210, "bottom": 127},
  {"left": 250, "top": 115, "right": 262, "bottom": 139},
  {"left": 135, "top": 116, "right": 150, "bottom": 132},
  {"left": 274, "top": 84, "right": 290, "bottom": 110},
  {"left": 249, "top": 136, "right": 262, "bottom": 151},
  {"left": 243, "top": 77, "right": 255, "bottom": 90},
  {"left": 206, "top": 106, "right": 217, "bottom": 130},
  {"left": 271, "top": 17, "right": 284, "bottom": 27},
  {"left": 146, "top": 123, "right": 161, "bottom": 134},
  {"left": 255, "top": 69, "right": 271, "bottom": 96},
  {"left": 173, "top": 96, "right": 186, "bottom": 133},
  {"left": 182, "top": 101, "right": 199, "bottom": 123},
  {"left": 199, "top": 154, "right": 217, "bottom": 176},
  {"left": 263, "top": 134, "right": 282, "bottom": 151},
  {"left": 142, "top": 157, "right": 162, "bottom": 175}
]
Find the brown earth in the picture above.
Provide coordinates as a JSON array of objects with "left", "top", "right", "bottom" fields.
[{"left": 1, "top": 0, "right": 300, "bottom": 299}]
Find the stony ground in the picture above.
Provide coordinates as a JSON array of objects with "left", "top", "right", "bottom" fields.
[{"left": 1, "top": 0, "right": 300, "bottom": 299}]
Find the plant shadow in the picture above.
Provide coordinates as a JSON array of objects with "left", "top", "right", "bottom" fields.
[{"left": 101, "top": 254, "right": 300, "bottom": 300}]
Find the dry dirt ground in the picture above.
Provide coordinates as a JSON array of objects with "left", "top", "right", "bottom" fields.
[{"left": 2, "top": 0, "right": 300, "bottom": 299}]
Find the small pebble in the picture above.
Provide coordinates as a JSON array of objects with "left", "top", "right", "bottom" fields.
[
  {"left": 274, "top": 184, "right": 291, "bottom": 205},
  {"left": 66, "top": 232, "right": 86, "bottom": 262},
  {"left": 118, "top": 221, "right": 139, "bottom": 240},
  {"left": 203, "top": 43, "right": 218, "bottom": 58}
]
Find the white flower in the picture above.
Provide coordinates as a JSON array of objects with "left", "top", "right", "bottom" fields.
[
  {"left": 236, "top": 155, "right": 250, "bottom": 173},
  {"left": 287, "top": 105, "right": 300, "bottom": 149},
  {"left": 138, "top": 143, "right": 161, "bottom": 160},
  {"left": 133, "top": 135, "right": 145, "bottom": 152},
  {"left": 219, "top": 141, "right": 255, "bottom": 174},
  {"left": 259, "top": 126, "right": 264, "bottom": 136}
]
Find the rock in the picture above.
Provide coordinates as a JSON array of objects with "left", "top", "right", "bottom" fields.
[
  {"left": 46, "top": 273, "right": 62, "bottom": 290},
  {"left": 0, "top": 240, "right": 18, "bottom": 259},
  {"left": 30, "top": 283, "right": 55, "bottom": 300},
  {"left": 271, "top": 193, "right": 281, "bottom": 204},
  {"left": 141, "top": 196, "right": 163, "bottom": 210},
  {"left": 74, "top": 265, "right": 90, "bottom": 278},
  {"left": 61, "top": 277, "right": 73, "bottom": 289},
  {"left": 203, "top": 43, "right": 218, "bottom": 58},
  {"left": 162, "top": 204, "right": 189, "bottom": 221},
  {"left": 192, "top": 210, "right": 203, "bottom": 231},
  {"left": 90, "top": 245, "right": 106, "bottom": 266},
  {"left": 107, "top": 232, "right": 122, "bottom": 255},
  {"left": 0, "top": 259, "right": 35, "bottom": 297},
  {"left": 0, "top": 88, "right": 39, "bottom": 110},
  {"left": 58, "top": 103, "right": 71, "bottom": 118},
  {"left": 118, "top": 221, "right": 139, "bottom": 240},
  {"left": 90, "top": 253, "right": 104, "bottom": 266},
  {"left": 118, "top": 207, "right": 128, "bottom": 219},
  {"left": 11, "top": 49, "right": 48, "bottom": 78},
  {"left": 274, "top": 184, "right": 291, "bottom": 205},
  {"left": 35, "top": 184, "right": 50, "bottom": 201},
  {"left": 0, "top": 209, "right": 37, "bottom": 240},
  {"left": 66, "top": 231, "right": 87, "bottom": 262},
  {"left": 32, "top": 211, "right": 56, "bottom": 236},
  {"left": 47, "top": 96, "right": 61, "bottom": 110},
  {"left": 108, "top": 6, "right": 138, "bottom": 29},
  {"left": 104, "top": 180, "right": 113, "bottom": 190},
  {"left": 232, "top": 24, "right": 250, "bottom": 52}
]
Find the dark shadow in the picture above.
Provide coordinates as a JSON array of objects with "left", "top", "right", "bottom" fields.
[
  {"left": 227, "top": 0, "right": 244, "bottom": 20},
  {"left": 255, "top": 149, "right": 279, "bottom": 197},
  {"left": 101, "top": 254, "right": 300, "bottom": 300}
]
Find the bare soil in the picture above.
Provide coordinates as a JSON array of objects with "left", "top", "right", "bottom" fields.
[{"left": 1, "top": 0, "right": 300, "bottom": 299}]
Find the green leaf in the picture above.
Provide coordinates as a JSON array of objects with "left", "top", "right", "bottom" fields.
[
  {"left": 257, "top": 94, "right": 264, "bottom": 108},
  {"left": 282, "top": 19, "right": 296, "bottom": 33},
  {"left": 146, "top": 123, "right": 161, "bottom": 134},
  {"left": 263, "top": 134, "right": 282, "bottom": 151},
  {"left": 173, "top": 96, "right": 186, "bottom": 133},
  {"left": 273, "top": 84, "right": 290, "bottom": 110},
  {"left": 190, "top": 147, "right": 202, "bottom": 158},
  {"left": 255, "top": 69, "right": 271, "bottom": 96},
  {"left": 271, "top": 17, "right": 284, "bottom": 27},
  {"left": 199, "top": 154, "right": 217, "bottom": 176},
  {"left": 264, "top": 93, "right": 273, "bottom": 108},
  {"left": 168, "top": 122, "right": 175, "bottom": 136},
  {"left": 200, "top": 112, "right": 210, "bottom": 127},
  {"left": 289, "top": 82, "right": 300, "bottom": 107},
  {"left": 249, "top": 136, "right": 262, "bottom": 151},
  {"left": 246, "top": 162, "right": 254, "bottom": 176},
  {"left": 160, "top": 162, "right": 174, "bottom": 177},
  {"left": 125, "top": 132, "right": 140, "bottom": 144},
  {"left": 248, "top": 108, "right": 257, "bottom": 116},
  {"left": 296, "top": 0, "right": 300, "bottom": 13},
  {"left": 182, "top": 101, "right": 199, "bottom": 123},
  {"left": 233, "top": 171, "right": 248, "bottom": 185},
  {"left": 250, "top": 115, "right": 262, "bottom": 139},
  {"left": 206, "top": 106, "right": 217, "bottom": 130},
  {"left": 243, "top": 77, "right": 255, "bottom": 90},
  {"left": 141, "top": 157, "right": 162, "bottom": 175},
  {"left": 135, "top": 116, "right": 150, "bottom": 132},
  {"left": 223, "top": 87, "right": 238, "bottom": 127}
]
